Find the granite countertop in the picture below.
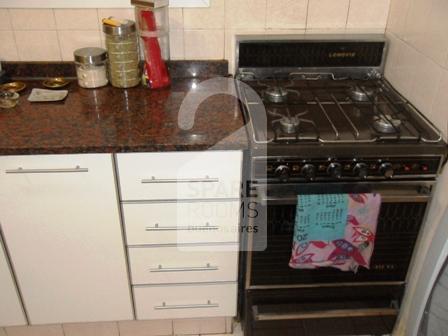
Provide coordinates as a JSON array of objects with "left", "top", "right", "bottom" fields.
[{"left": 0, "top": 67, "right": 248, "bottom": 155}]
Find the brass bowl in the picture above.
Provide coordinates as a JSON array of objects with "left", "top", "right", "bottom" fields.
[
  {"left": 42, "top": 77, "right": 70, "bottom": 89},
  {"left": 0, "top": 81, "right": 27, "bottom": 93}
]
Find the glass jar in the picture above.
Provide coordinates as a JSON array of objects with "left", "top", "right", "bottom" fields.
[
  {"left": 74, "top": 47, "right": 108, "bottom": 89},
  {"left": 133, "top": 0, "right": 170, "bottom": 60},
  {"left": 103, "top": 20, "right": 141, "bottom": 88}
]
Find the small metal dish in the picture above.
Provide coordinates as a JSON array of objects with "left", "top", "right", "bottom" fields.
[
  {"left": 42, "top": 77, "right": 70, "bottom": 89},
  {"left": 0, "top": 81, "right": 27, "bottom": 93}
]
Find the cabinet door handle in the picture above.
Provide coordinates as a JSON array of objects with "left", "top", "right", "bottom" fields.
[
  {"left": 154, "top": 300, "right": 219, "bottom": 310},
  {"left": 5, "top": 166, "right": 88, "bottom": 174},
  {"left": 150, "top": 263, "right": 219, "bottom": 273},
  {"left": 145, "top": 223, "right": 219, "bottom": 231},
  {"left": 141, "top": 177, "right": 219, "bottom": 184}
]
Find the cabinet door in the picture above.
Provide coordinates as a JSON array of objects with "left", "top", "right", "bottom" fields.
[
  {"left": 0, "top": 154, "right": 133, "bottom": 325},
  {"left": 0, "top": 234, "right": 26, "bottom": 326}
]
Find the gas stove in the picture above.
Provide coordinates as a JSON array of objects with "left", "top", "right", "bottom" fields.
[
  {"left": 235, "top": 34, "right": 446, "bottom": 181},
  {"left": 237, "top": 35, "right": 447, "bottom": 336}
]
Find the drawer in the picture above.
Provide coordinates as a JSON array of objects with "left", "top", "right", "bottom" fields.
[
  {"left": 123, "top": 201, "right": 240, "bottom": 245},
  {"left": 134, "top": 283, "right": 237, "bottom": 319},
  {"left": 129, "top": 246, "right": 238, "bottom": 285},
  {"left": 116, "top": 151, "right": 242, "bottom": 200}
]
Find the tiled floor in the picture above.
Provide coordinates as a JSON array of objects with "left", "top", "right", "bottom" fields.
[{"left": 0, "top": 319, "right": 242, "bottom": 336}]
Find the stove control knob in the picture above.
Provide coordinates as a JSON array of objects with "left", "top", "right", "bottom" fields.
[
  {"left": 380, "top": 162, "right": 394, "bottom": 178},
  {"left": 327, "top": 162, "right": 342, "bottom": 179},
  {"left": 275, "top": 165, "right": 290, "bottom": 181},
  {"left": 301, "top": 164, "right": 316, "bottom": 181},
  {"left": 354, "top": 163, "right": 368, "bottom": 179}
]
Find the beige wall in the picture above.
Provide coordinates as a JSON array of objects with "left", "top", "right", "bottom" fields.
[
  {"left": 0, "top": 0, "right": 391, "bottom": 67},
  {"left": 385, "top": 0, "right": 448, "bottom": 138}
]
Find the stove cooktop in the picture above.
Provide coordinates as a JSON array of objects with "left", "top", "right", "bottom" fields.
[{"left": 238, "top": 78, "right": 443, "bottom": 145}]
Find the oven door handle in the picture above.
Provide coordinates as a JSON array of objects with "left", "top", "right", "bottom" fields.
[{"left": 255, "top": 183, "right": 431, "bottom": 206}]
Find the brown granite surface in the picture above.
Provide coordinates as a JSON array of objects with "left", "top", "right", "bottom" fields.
[
  {"left": 3, "top": 60, "right": 229, "bottom": 80},
  {"left": 0, "top": 79, "right": 248, "bottom": 155}
]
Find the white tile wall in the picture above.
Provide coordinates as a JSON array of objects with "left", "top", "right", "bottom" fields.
[
  {"left": 307, "top": 0, "right": 349, "bottom": 29},
  {"left": 346, "top": 0, "right": 391, "bottom": 29},
  {"left": 14, "top": 30, "right": 61, "bottom": 61},
  {"left": 385, "top": 0, "right": 448, "bottom": 139},
  {"left": 266, "top": 0, "right": 308, "bottom": 29},
  {"left": 0, "top": 1, "right": 392, "bottom": 64}
]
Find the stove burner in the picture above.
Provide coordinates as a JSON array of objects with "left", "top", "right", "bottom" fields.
[
  {"left": 349, "top": 86, "right": 375, "bottom": 102},
  {"left": 265, "top": 86, "right": 289, "bottom": 103},
  {"left": 373, "top": 114, "right": 402, "bottom": 134},
  {"left": 279, "top": 116, "right": 300, "bottom": 134},
  {"left": 269, "top": 108, "right": 313, "bottom": 135}
]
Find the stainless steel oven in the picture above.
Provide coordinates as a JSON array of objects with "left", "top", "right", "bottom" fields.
[{"left": 243, "top": 180, "right": 433, "bottom": 336}]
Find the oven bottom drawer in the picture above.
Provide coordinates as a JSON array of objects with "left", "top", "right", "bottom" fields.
[
  {"left": 244, "top": 285, "right": 404, "bottom": 336},
  {"left": 134, "top": 283, "right": 237, "bottom": 320}
]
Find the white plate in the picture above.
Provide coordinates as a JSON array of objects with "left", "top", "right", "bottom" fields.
[{"left": 28, "top": 88, "right": 68, "bottom": 102}]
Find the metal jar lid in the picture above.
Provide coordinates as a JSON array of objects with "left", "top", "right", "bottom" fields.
[
  {"left": 74, "top": 47, "right": 107, "bottom": 65},
  {"left": 103, "top": 20, "right": 136, "bottom": 36}
]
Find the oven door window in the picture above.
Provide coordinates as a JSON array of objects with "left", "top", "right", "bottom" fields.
[{"left": 250, "top": 183, "right": 429, "bottom": 286}]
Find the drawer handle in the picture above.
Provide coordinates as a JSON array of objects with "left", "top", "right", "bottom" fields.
[
  {"left": 154, "top": 300, "right": 219, "bottom": 310},
  {"left": 150, "top": 263, "right": 219, "bottom": 273},
  {"left": 5, "top": 166, "right": 89, "bottom": 174},
  {"left": 141, "top": 176, "right": 219, "bottom": 184},
  {"left": 145, "top": 223, "right": 220, "bottom": 232}
]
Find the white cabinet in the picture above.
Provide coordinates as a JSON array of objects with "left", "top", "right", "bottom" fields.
[
  {"left": 0, "top": 235, "right": 26, "bottom": 327},
  {"left": 116, "top": 151, "right": 242, "bottom": 321},
  {"left": 116, "top": 151, "right": 243, "bottom": 200},
  {"left": 0, "top": 154, "right": 133, "bottom": 325}
]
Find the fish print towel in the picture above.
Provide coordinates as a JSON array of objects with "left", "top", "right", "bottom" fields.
[{"left": 289, "top": 193, "right": 382, "bottom": 272}]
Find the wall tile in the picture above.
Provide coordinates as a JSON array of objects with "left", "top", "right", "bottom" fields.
[
  {"left": 63, "top": 322, "right": 119, "bottom": 336},
  {"left": 402, "top": 0, "right": 432, "bottom": 52},
  {"left": 169, "top": 8, "right": 183, "bottom": 30},
  {"left": 97, "top": 8, "right": 135, "bottom": 21},
  {"left": 5, "top": 325, "right": 64, "bottom": 336},
  {"left": 347, "top": 0, "right": 391, "bottom": 29},
  {"left": 54, "top": 9, "right": 99, "bottom": 30},
  {"left": 409, "top": 53, "right": 443, "bottom": 114},
  {"left": 266, "top": 0, "right": 307, "bottom": 29},
  {"left": 387, "top": 0, "right": 411, "bottom": 38},
  {"left": 184, "top": 0, "right": 224, "bottom": 29},
  {"left": 430, "top": 70, "right": 448, "bottom": 137},
  {"left": 118, "top": 320, "right": 172, "bottom": 336},
  {"left": 184, "top": 29, "right": 224, "bottom": 59},
  {"left": 0, "top": 9, "right": 12, "bottom": 30},
  {"left": 0, "top": 31, "right": 19, "bottom": 61},
  {"left": 58, "top": 30, "right": 102, "bottom": 61},
  {"left": 14, "top": 30, "right": 61, "bottom": 61},
  {"left": 169, "top": 29, "right": 185, "bottom": 60},
  {"left": 307, "top": 0, "right": 350, "bottom": 29},
  {"left": 225, "top": 0, "right": 267, "bottom": 29},
  {"left": 97, "top": 8, "right": 135, "bottom": 32},
  {"left": 413, "top": 0, "right": 448, "bottom": 66},
  {"left": 384, "top": 37, "right": 420, "bottom": 98},
  {"left": 9, "top": 9, "right": 56, "bottom": 30}
]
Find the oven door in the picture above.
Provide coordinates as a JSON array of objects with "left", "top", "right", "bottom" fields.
[{"left": 247, "top": 181, "right": 433, "bottom": 288}]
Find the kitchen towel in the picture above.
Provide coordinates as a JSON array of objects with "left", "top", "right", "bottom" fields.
[{"left": 289, "top": 193, "right": 381, "bottom": 272}]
